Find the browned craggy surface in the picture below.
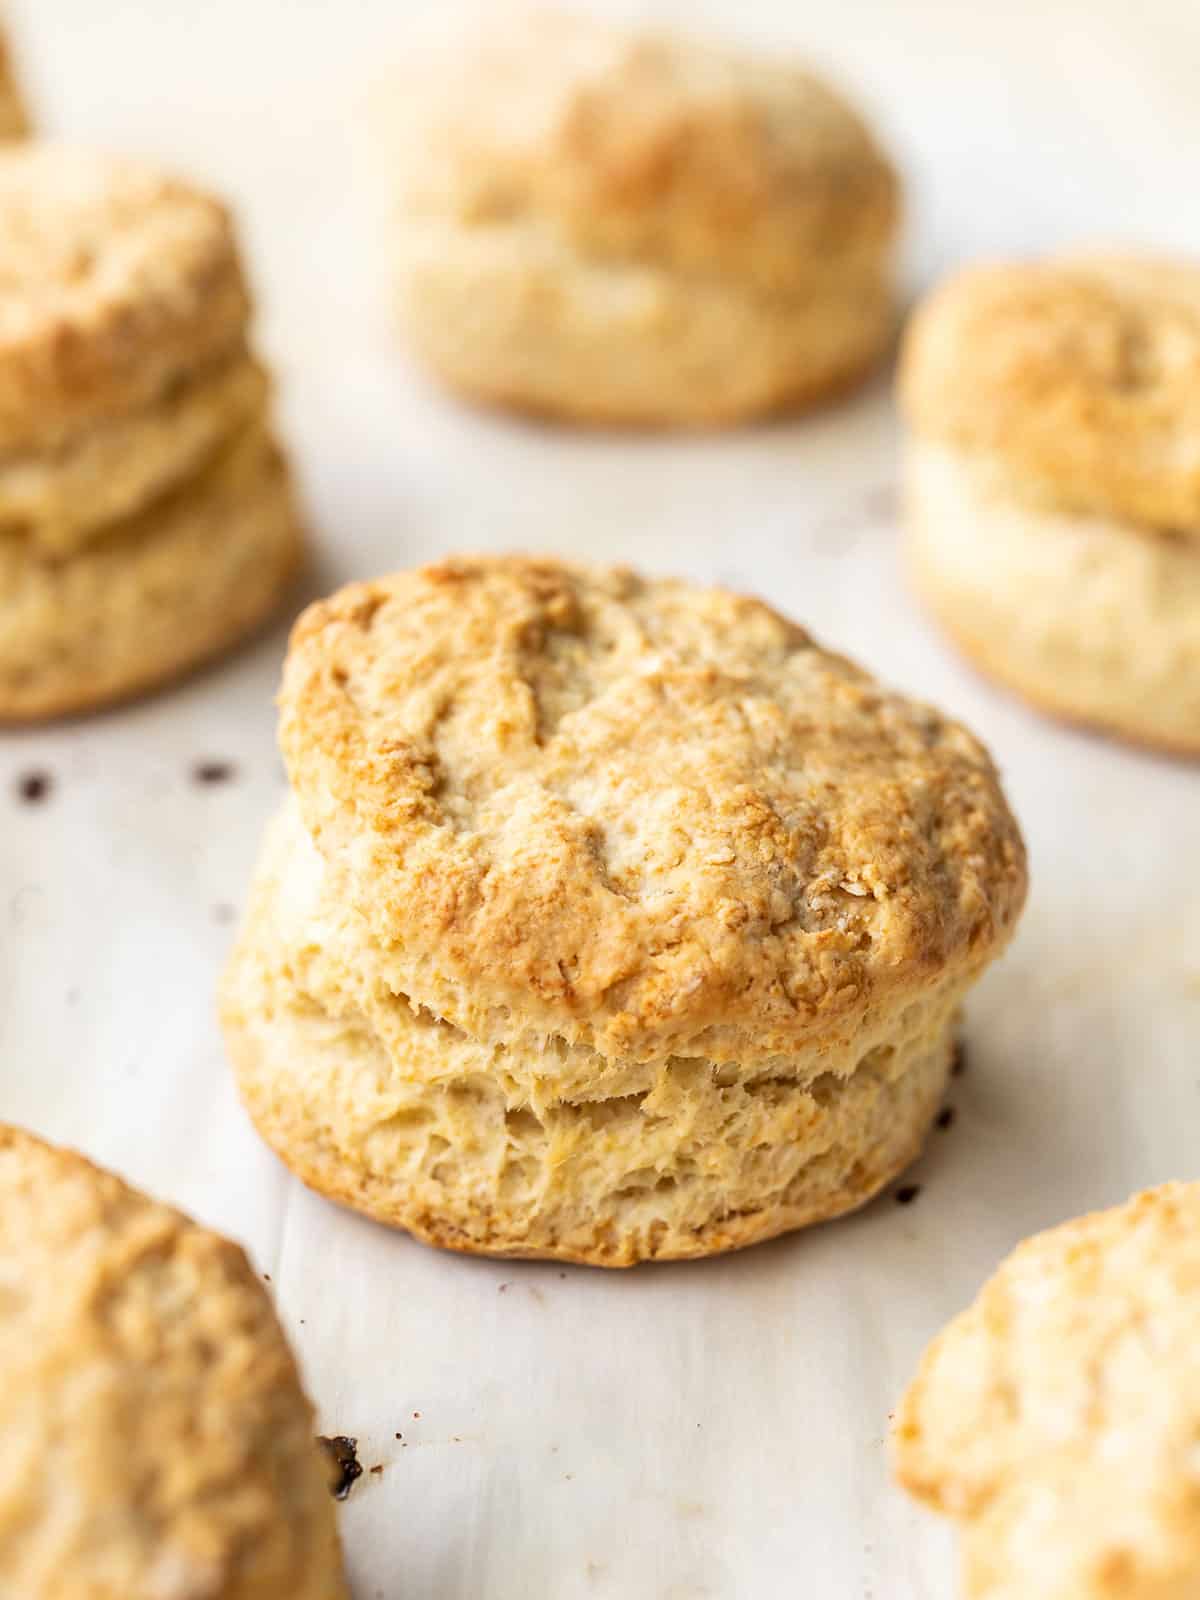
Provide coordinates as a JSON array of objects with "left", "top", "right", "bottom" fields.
[
  {"left": 0, "top": 1124, "right": 349, "bottom": 1600},
  {"left": 896, "top": 1183, "right": 1200, "bottom": 1598}
]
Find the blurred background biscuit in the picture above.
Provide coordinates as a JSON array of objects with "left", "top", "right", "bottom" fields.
[
  {"left": 900, "top": 255, "right": 1200, "bottom": 754},
  {"left": 382, "top": 9, "right": 901, "bottom": 426},
  {"left": 0, "top": 21, "right": 27, "bottom": 139},
  {"left": 0, "top": 146, "right": 303, "bottom": 719}
]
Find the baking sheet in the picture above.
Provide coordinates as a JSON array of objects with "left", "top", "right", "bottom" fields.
[{"left": 4, "top": 2, "right": 1199, "bottom": 1595}]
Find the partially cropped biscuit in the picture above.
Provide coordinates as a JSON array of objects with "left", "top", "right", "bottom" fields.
[
  {"left": 899, "top": 255, "right": 1200, "bottom": 754},
  {"left": 0, "top": 146, "right": 303, "bottom": 719},
  {"left": 383, "top": 10, "right": 901, "bottom": 426},
  {"left": 0, "top": 23, "right": 28, "bottom": 139},
  {"left": 894, "top": 1183, "right": 1200, "bottom": 1599},
  {"left": 221, "top": 556, "right": 1025, "bottom": 1266},
  {"left": 0, "top": 1123, "right": 349, "bottom": 1600}
]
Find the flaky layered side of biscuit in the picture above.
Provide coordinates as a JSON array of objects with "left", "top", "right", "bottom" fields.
[
  {"left": 900, "top": 255, "right": 1200, "bottom": 753},
  {"left": 223, "top": 803, "right": 967, "bottom": 1266},
  {"left": 0, "top": 147, "right": 304, "bottom": 719},
  {"left": 385, "top": 11, "right": 901, "bottom": 425},
  {"left": 0, "top": 1124, "right": 349, "bottom": 1600},
  {"left": 222, "top": 558, "right": 1026, "bottom": 1266},
  {"left": 894, "top": 1183, "right": 1200, "bottom": 1599}
]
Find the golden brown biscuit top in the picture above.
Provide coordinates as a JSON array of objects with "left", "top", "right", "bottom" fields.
[
  {"left": 900, "top": 256, "right": 1200, "bottom": 534},
  {"left": 894, "top": 1183, "right": 1200, "bottom": 1598},
  {"left": 0, "top": 146, "right": 249, "bottom": 452},
  {"left": 392, "top": 10, "right": 900, "bottom": 294},
  {"left": 281, "top": 557, "right": 1026, "bottom": 1064},
  {"left": 0, "top": 1125, "right": 346, "bottom": 1600}
]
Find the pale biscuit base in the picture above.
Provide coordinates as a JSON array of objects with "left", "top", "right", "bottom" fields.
[
  {"left": 0, "top": 425, "right": 302, "bottom": 721},
  {"left": 396, "top": 219, "right": 893, "bottom": 426},
  {"left": 894, "top": 1183, "right": 1200, "bottom": 1599},
  {"left": 0, "top": 351, "right": 270, "bottom": 556},
  {"left": 906, "top": 441, "right": 1200, "bottom": 755},
  {"left": 221, "top": 805, "right": 959, "bottom": 1268},
  {"left": 0, "top": 1123, "right": 348, "bottom": 1600}
]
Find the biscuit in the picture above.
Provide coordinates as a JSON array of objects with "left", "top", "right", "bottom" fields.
[
  {"left": 0, "top": 1122, "right": 349, "bottom": 1600},
  {"left": 0, "top": 147, "right": 304, "bottom": 717},
  {"left": 0, "top": 425, "right": 302, "bottom": 721},
  {"left": 0, "top": 26, "right": 27, "bottom": 140},
  {"left": 899, "top": 256, "right": 1200, "bottom": 753},
  {"left": 894, "top": 1183, "right": 1200, "bottom": 1599},
  {"left": 221, "top": 557, "right": 1026, "bottom": 1265},
  {"left": 385, "top": 11, "right": 900, "bottom": 425}
]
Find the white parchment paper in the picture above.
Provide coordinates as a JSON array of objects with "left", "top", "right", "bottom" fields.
[{"left": 3, "top": 2, "right": 1199, "bottom": 1595}]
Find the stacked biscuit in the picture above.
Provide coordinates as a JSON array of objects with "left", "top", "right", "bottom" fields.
[
  {"left": 0, "top": 1123, "right": 349, "bottom": 1600},
  {"left": 385, "top": 10, "right": 901, "bottom": 426},
  {"left": 900, "top": 255, "right": 1200, "bottom": 754},
  {"left": 0, "top": 145, "right": 303, "bottom": 720},
  {"left": 894, "top": 1182, "right": 1200, "bottom": 1598},
  {"left": 221, "top": 556, "right": 1026, "bottom": 1267}
]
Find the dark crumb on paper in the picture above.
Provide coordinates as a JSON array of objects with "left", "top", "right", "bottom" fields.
[
  {"left": 498, "top": 1282, "right": 512, "bottom": 1294},
  {"left": 895, "top": 1185, "right": 922, "bottom": 1207},
  {"left": 412, "top": 1411, "right": 421, "bottom": 1419},
  {"left": 262, "top": 1273, "right": 271, "bottom": 1282},
  {"left": 950, "top": 1040, "right": 968, "bottom": 1077},
  {"left": 935, "top": 1107, "right": 956, "bottom": 1131},
  {"left": 16, "top": 770, "right": 52, "bottom": 804},
  {"left": 558, "top": 1271, "right": 567, "bottom": 1280},
  {"left": 212, "top": 903, "right": 236, "bottom": 925},
  {"left": 316, "top": 1435, "right": 363, "bottom": 1501},
  {"left": 192, "top": 760, "right": 236, "bottom": 786},
  {"left": 369, "top": 1464, "right": 384, "bottom": 1477}
]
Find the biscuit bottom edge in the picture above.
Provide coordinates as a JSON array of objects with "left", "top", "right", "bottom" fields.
[
  {"left": 0, "top": 423, "right": 304, "bottom": 722},
  {"left": 222, "top": 916, "right": 958, "bottom": 1267},
  {"left": 905, "top": 441, "right": 1200, "bottom": 757},
  {"left": 394, "top": 220, "right": 894, "bottom": 428}
]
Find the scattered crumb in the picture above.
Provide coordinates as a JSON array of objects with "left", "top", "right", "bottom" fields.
[
  {"left": 412, "top": 1411, "right": 421, "bottom": 1419},
  {"left": 16, "top": 770, "right": 52, "bottom": 804},
  {"left": 498, "top": 1281, "right": 512, "bottom": 1294},
  {"left": 192, "top": 760, "right": 236, "bottom": 786},
  {"left": 262, "top": 1273, "right": 271, "bottom": 1282},
  {"left": 935, "top": 1107, "right": 956, "bottom": 1131},
  {"left": 395, "top": 1432, "right": 403, "bottom": 1441},
  {"left": 316, "top": 1435, "right": 363, "bottom": 1501},
  {"left": 950, "top": 1041, "right": 968, "bottom": 1077},
  {"left": 369, "top": 1464, "right": 384, "bottom": 1477},
  {"left": 895, "top": 1185, "right": 922, "bottom": 1207}
]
